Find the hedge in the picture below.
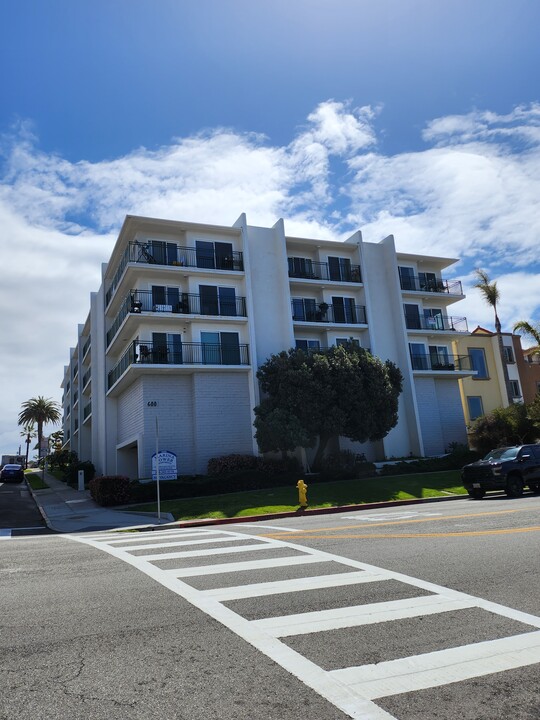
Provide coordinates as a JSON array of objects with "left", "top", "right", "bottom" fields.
[{"left": 89, "top": 475, "right": 131, "bottom": 506}]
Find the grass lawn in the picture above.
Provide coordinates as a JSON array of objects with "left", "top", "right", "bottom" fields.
[
  {"left": 126, "top": 470, "right": 466, "bottom": 521},
  {"left": 25, "top": 472, "right": 49, "bottom": 490}
]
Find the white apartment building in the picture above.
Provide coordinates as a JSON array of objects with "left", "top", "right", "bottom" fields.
[{"left": 61, "top": 214, "right": 474, "bottom": 479}]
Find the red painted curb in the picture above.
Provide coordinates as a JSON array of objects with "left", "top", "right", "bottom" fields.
[{"left": 140, "top": 493, "right": 466, "bottom": 532}]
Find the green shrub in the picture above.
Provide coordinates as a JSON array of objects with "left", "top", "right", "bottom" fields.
[
  {"left": 89, "top": 475, "right": 130, "bottom": 506},
  {"left": 317, "top": 451, "right": 377, "bottom": 481},
  {"left": 378, "top": 448, "right": 480, "bottom": 476},
  {"left": 207, "top": 454, "right": 258, "bottom": 476}
]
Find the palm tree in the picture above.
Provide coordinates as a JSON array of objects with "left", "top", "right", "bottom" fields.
[
  {"left": 473, "top": 269, "right": 513, "bottom": 405},
  {"left": 18, "top": 397, "right": 61, "bottom": 461},
  {"left": 513, "top": 320, "right": 540, "bottom": 353},
  {"left": 19, "top": 424, "right": 36, "bottom": 468}
]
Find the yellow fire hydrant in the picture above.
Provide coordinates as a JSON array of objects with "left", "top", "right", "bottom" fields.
[{"left": 296, "top": 479, "right": 308, "bottom": 509}]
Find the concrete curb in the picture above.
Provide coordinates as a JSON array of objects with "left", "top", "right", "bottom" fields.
[
  {"left": 136, "top": 493, "right": 467, "bottom": 532},
  {"left": 25, "top": 478, "right": 55, "bottom": 532}
]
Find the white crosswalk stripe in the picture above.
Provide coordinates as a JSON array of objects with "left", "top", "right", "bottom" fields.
[{"left": 69, "top": 526, "right": 540, "bottom": 720}]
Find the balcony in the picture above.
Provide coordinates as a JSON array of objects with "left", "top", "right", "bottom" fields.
[
  {"left": 400, "top": 275, "right": 463, "bottom": 295},
  {"left": 108, "top": 341, "right": 250, "bottom": 391},
  {"left": 83, "top": 401, "right": 92, "bottom": 421},
  {"left": 288, "top": 258, "right": 362, "bottom": 283},
  {"left": 82, "top": 369, "right": 91, "bottom": 388},
  {"left": 106, "top": 290, "right": 247, "bottom": 348},
  {"left": 410, "top": 352, "right": 473, "bottom": 372},
  {"left": 292, "top": 301, "right": 367, "bottom": 325},
  {"left": 82, "top": 335, "right": 91, "bottom": 359},
  {"left": 405, "top": 314, "right": 468, "bottom": 333},
  {"left": 106, "top": 242, "right": 244, "bottom": 305}
]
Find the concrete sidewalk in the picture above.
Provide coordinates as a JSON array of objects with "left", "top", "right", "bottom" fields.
[{"left": 27, "top": 470, "right": 174, "bottom": 533}]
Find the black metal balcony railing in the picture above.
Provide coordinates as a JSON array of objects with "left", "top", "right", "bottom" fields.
[
  {"left": 399, "top": 275, "right": 463, "bottom": 295},
  {"left": 405, "top": 315, "right": 468, "bottom": 333},
  {"left": 108, "top": 341, "right": 250, "bottom": 390},
  {"left": 410, "top": 353, "right": 473, "bottom": 372},
  {"left": 106, "top": 242, "right": 244, "bottom": 306},
  {"left": 288, "top": 259, "right": 362, "bottom": 283},
  {"left": 292, "top": 301, "right": 367, "bottom": 324},
  {"left": 106, "top": 290, "right": 247, "bottom": 347}
]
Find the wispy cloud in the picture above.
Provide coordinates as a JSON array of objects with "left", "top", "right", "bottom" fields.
[{"left": 1, "top": 100, "right": 540, "bottom": 452}]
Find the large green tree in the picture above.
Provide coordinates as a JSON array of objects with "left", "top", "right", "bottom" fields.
[
  {"left": 18, "top": 396, "right": 61, "bottom": 460},
  {"left": 254, "top": 345, "right": 403, "bottom": 469},
  {"left": 473, "top": 269, "right": 513, "bottom": 405},
  {"left": 469, "top": 403, "right": 538, "bottom": 456}
]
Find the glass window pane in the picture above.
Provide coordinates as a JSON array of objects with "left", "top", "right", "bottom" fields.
[
  {"left": 469, "top": 348, "right": 488, "bottom": 378},
  {"left": 219, "top": 287, "right": 237, "bottom": 316},
  {"left": 196, "top": 241, "right": 215, "bottom": 269},
  {"left": 467, "top": 396, "right": 484, "bottom": 420}
]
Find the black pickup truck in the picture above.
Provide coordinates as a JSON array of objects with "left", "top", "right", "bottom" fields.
[{"left": 461, "top": 444, "right": 540, "bottom": 499}]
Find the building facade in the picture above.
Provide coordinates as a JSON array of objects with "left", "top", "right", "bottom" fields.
[
  {"left": 519, "top": 346, "right": 540, "bottom": 404},
  {"left": 452, "top": 327, "right": 526, "bottom": 426},
  {"left": 61, "top": 214, "right": 474, "bottom": 478}
]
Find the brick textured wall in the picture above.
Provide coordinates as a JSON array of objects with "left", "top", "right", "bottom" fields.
[
  {"left": 117, "top": 379, "right": 144, "bottom": 443},
  {"left": 192, "top": 372, "right": 253, "bottom": 473}
]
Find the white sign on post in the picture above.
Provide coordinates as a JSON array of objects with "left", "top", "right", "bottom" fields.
[{"left": 151, "top": 451, "right": 178, "bottom": 481}]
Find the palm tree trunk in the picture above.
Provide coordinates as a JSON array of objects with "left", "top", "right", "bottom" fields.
[{"left": 495, "top": 314, "right": 513, "bottom": 405}]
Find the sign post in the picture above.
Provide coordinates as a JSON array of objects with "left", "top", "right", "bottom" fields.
[{"left": 155, "top": 417, "right": 161, "bottom": 524}]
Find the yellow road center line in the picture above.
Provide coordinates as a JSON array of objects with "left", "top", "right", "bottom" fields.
[
  {"left": 262, "top": 508, "right": 522, "bottom": 538},
  {"left": 266, "top": 526, "right": 540, "bottom": 540}
]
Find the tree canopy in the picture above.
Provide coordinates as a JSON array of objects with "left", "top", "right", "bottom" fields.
[
  {"left": 18, "top": 396, "right": 61, "bottom": 458},
  {"left": 254, "top": 344, "right": 403, "bottom": 468},
  {"left": 468, "top": 401, "right": 539, "bottom": 457}
]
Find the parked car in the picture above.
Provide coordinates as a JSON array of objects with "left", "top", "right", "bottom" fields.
[
  {"left": 461, "top": 445, "right": 540, "bottom": 499},
  {"left": 0, "top": 463, "right": 25, "bottom": 483}
]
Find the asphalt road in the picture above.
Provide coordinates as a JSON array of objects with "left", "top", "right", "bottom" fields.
[
  {"left": 1, "top": 491, "right": 539, "bottom": 719},
  {"left": 0, "top": 480, "right": 50, "bottom": 536}
]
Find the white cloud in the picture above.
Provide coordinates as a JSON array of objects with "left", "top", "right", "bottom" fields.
[{"left": 1, "top": 101, "right": 540, "bottom": 454}]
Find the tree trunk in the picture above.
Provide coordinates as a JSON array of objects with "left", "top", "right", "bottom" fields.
[{"left": 312, "top": 431, "right": 332, "bottom": 471}]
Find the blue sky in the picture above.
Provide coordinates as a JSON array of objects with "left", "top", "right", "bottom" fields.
[{"left": 1, "top": 0, "right": 539, "bottom": 455}]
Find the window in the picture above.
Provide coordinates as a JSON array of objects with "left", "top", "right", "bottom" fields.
[
  {"left": 148, "top": 240, "right": 178, "bottom": 265},
  {"left": 295, "top": 339, "right": 320, "bottom": 351},
  {"left": 424, "top": 308, "right": 444, "bottom": 329},
  {"left": 404, "top": 304, "right": 421, "bottom": 329},
  {"left": 292, "top": 298, "right": 317, "bottom": 321},
  {"left": 152, "top": 285, "right": 180, "bottom": 311},
  {"left": 328, "top": 256, "right": 352, "bottom": 282},
  {"left": 151, "top": 332, "right": 182, "bottom": 364},
  {"left": 509, "top": 380, "right": 521, "bottom": 398},
  {"left": 503, "top": 346, "right": 515, "bottom": 363},
  {"left": 196, "top": 240, "right": 234, "bottom": 270},
  {"left": 332, "top": 296, "right": 357, "bottom": 323},
  {"left": 418, "top": 272, "right": 439, "bottom": 291},
  {"left": 429, "top": 345, "right": 451, "bottom": 369},
  {"left": 399, "top": 267, "right": 416, "bottom": 291},
  {"left": 409, "top": 343, "right": 428, "bottom": 370},
  {"left": 201, "top": 331, "right": 240, "bottom": 364},
  {"left": 288, "top": 257, "right": 315, "bottom": 278},
  {"left": 467, "top": 396, "right": 484, "bottom": 420},
  {"left": 336, "top": 338, "right": 360, "bottom": 348},
  {"left": 199, "top": 285, "right": 237, "bottom": 316},
  {"left": 469, "top": 348, "right": 489, "bottom": 379}
]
